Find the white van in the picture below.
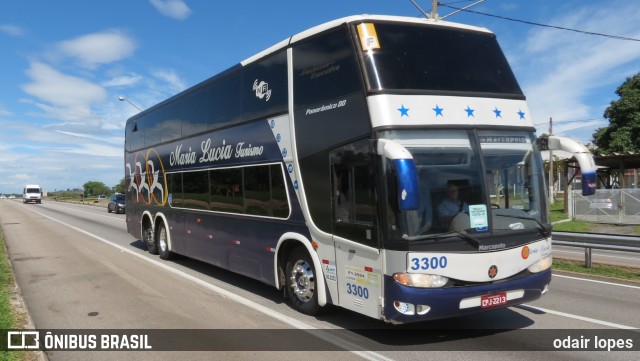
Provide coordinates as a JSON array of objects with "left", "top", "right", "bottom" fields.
[{"left": 23, "top": 184, "right": 43, "bottom": 204}]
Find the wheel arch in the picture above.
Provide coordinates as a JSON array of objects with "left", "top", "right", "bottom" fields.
[
  {"left": 274, "top": 232, "right": 327, "bottom": 307},
  {"left": 140, "top": 210, "right": 154, "bottom": 239}
]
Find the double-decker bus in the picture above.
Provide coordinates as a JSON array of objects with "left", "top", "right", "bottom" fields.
[{"left": 124, "top": 15, "right": 596, "bottom": 323}]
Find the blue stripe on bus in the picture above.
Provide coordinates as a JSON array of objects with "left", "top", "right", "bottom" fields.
[{"left": 382, "top": 269, "right": 551, "bottom": 323}]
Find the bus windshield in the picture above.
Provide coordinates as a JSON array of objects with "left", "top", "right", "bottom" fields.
[
  {"left": 381, "top": 130, "right": 547, "bottom": 241},
  {"left": 359, "top": 22, "right": 523, "bottom": 96}
]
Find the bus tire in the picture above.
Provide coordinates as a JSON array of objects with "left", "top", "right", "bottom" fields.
[
  {"left": 285, "top": 247, "right": 320, "bottom": 315},
  {"left": 156, "top": 222, "right": 175, "bottom": 260},
  {"left": 143, "top": 220, "right": 158, "bottom": 255}
]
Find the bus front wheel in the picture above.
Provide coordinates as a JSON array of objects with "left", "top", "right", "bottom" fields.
[{"left": 285, "top": 247, "right": 320, "bottom": 315}]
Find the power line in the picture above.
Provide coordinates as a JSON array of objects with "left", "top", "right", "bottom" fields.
[{"left": 439, "top": 3, "right": 640, "bottom": 42}]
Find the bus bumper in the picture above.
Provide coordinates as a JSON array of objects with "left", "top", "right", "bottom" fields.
[{"left": 382, "top": 269, "right": 551, "bottom": 324}]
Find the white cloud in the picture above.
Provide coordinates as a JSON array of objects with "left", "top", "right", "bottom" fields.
[
  {"left": 22, "top": 61, "right": 107, "bottom": 121},
  {"left": 56, "top": 143, "right": 122, "bottom": 157},
  {"left": 0, "top": 24, "right": 24, "bottom": 36},
  {"left": 152, "top": 69, "right": 187, "bottom": 93},
  {"left": 102, "top": 74, "right": 143, "bottom": 88},
  {"left": 0, "top": 117, "right": 125, "bottom": 193},
  {"left": 56, "top": 130, "right": 123, "bottom": 146},
  {"left": 22, "top": 61, "right": 107, "bottom": 109},
  {"left": 552, "top": 119, "right": 606, "bottom": 135},
  {"left": 0, "top": 105, "right": 12, "bottom": 117},
  {"left": 515, "top": 1, "right": 640, "bottom": 135},
  {"left": 57, "top": 30, "right": 136, "bottom": 69},
  {"left": 149, "top": 0, "right": 192, "bottom": 20}
]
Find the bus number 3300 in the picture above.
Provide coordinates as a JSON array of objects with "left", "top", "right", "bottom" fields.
[
  {"left": 410, "top": 256, "right": 448, "bottom": 271},
  {"left": 346, "top": 283, "right": 369, "bottom": 299}
]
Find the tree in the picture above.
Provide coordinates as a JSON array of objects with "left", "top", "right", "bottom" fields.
[
  {"left": 592, "top": 72, "right": 640, "bottom": 153},
  {"left": 83, "top": 181, "right": 110, "bottom": 197},
  {"left": 113, "top": 178, "right": 127, "bottom": 194}
]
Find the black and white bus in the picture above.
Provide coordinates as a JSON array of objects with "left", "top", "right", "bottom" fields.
[{"left": 124, "top": 15, "right": 596, "bottom": 323}]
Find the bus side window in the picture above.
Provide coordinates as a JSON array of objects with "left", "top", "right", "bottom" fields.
[
  {"left": 167, "top": 172, "right": 183, "bottom": 208},
  {"left": 330, "top": 141, "right": 378, "bottom": 247},
  {"left": 333, "top": 166, "right": 353, "bottom": 223}
]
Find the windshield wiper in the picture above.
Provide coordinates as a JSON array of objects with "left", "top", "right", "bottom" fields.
[
  {"left": 495, "top": 214, "right": 551, "bottom": 236},
  {"left": 404, "top": 230, "right": 480, "bottom": 248}
]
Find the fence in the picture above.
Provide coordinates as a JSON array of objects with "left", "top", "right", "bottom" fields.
[
  {"left": 571, "top": 189, "right": 640, "bottom": 225},
  {"left": 553, "top": 231, "right": 640, "bottom": 267}
]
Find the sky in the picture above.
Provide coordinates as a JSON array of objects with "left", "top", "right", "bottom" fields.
[{"left": 1, "top": 0, "right": 639, "bottom": 194}]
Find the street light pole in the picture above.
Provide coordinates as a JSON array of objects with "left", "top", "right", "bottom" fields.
[
  {"left": 118, "top": 96, "right": 143, "bottom": 112},
  {"left": 549, "top": 117, "right": 554, "bottom": 205}
]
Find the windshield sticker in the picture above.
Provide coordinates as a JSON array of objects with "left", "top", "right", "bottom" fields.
[
  {"left": 357, "top": 23, "right": 380, "bottom": 51},
  {"left": 469, "top": 204, "right": 488, "bottom": 231}
]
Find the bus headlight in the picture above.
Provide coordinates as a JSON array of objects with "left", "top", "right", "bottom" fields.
[
  {"left": 393, "top": 273, "right": 448, "bottom": 288},
  {"left": 528, "top": 255, "right": 553, "bottom": 273}
]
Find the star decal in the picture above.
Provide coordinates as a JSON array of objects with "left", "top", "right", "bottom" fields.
[
  {"left": 493, "top": 107, "right": 502, "bottom": 118},
  {"left": 433, "top": 104, "right": 444, "bottom": 117},
  {"left": 398, "top": 104, "right": 410, "bottom": 117},
  {"left": 464, "top": 106, "right": 475, "bottom": 117},
  {"left": 517, "top": 109, "right": 526, "bottom": 120}
]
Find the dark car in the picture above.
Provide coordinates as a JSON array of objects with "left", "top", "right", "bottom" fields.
[{"left": 108, "top": 194, "right": 126, "bottom": 214}]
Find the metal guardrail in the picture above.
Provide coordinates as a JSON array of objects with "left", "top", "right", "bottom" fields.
[{"left": 551, "top": 232, "right": 640, "bottom": 267}]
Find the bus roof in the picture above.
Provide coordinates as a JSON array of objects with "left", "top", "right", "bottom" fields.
[
  {"left": 127, "top": 15, "right": 494, "bottom": 125},
  {"left": 240, "top": 14, "right": 492, "bottom": 65}
]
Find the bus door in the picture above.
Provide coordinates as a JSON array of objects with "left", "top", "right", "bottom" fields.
[{"left": 331, "top": 153, "right": 383, "bottom": 318}]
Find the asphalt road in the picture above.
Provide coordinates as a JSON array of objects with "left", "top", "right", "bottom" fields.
[{"left": 1, "top": 199, "right": 639, "bottom": 361}]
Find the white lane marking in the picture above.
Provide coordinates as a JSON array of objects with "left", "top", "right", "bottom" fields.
[
  {"left": 553, "top": 274, "right": 640, "bottom": 290},
  {"left": 41, "top": 202, "right": 125, "bottom": 222},
  {"left": 519, "top": 304, "right": 637, "bottom": 330},
  {"left": 554, "top": 249, "right": 640, "bottom": 261},
  {"left": 25, "top": 206, "right": 394, "bottom": 361}
]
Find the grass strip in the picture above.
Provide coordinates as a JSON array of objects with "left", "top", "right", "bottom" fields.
[
  {"left": 551, "top": 220, "right": 592, "bottom": 232},
  {"left": 0, "top": 228, "right": 22, "bottom": 360},
  {"left": 553, "top": 258, "right": 640, "bottom": 282}
]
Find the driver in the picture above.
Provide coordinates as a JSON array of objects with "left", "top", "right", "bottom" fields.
[{"left": 438, "top": 182, "right": 469, "bottom": 226}]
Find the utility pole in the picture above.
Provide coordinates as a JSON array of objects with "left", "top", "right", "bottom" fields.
[
  {"left": 549, "top": 117, "right": 554, "bottom": 204},
  {"left": 431, "top": 0, "right": 438, "bottom": 20}
]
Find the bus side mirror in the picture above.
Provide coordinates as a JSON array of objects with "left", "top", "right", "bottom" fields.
[
  {"left": 377, "top": 139, "right": 420, "bottom": 211},
  {"left": 546, "top": 136, "right": 597, "bottom": 196},
  {"left": 394, "top": 159, "right": 420, "bottom": 211}
]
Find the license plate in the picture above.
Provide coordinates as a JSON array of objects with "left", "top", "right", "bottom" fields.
[{"left": 480, "top": 292, "right": 507, "bottom": 308}]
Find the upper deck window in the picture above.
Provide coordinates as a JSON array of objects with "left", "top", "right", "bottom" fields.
[
  {"left": 357, "top": 22, "right": 523, "bottom": 96},
  {"left": 293, "top": 26, "right": 363, "bottom": 108}
]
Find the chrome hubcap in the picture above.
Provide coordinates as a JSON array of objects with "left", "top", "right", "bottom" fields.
[
  {"left": 289, "top": 260, "right": 315, "bottom": 303},
  {"left": 158, "top": 227, "right": 167, "bottom": 253}
]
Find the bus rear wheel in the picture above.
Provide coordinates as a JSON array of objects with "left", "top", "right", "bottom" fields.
[
  {"left": 285, "top": 247, "right": 320, "bottom": 315},
  {"left": 143, "top": 221, "right": 158, "bottom": 255},
  {"left": 156, "top": 222, "right": 174, "bottom": 260}
]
